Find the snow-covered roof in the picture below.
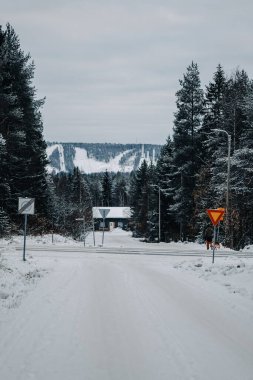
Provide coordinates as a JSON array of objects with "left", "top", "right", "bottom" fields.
[{"left": 92, "top": 207, "right": 132, "bottom": 219}]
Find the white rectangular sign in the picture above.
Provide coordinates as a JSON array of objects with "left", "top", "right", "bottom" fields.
[{"left": 18, "top": 198, "right": 35, "bottom": 215}]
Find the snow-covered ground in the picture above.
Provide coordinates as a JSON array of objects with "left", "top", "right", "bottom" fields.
[{"left": 0, "top": 229, "right": 253, "bottom": 380}]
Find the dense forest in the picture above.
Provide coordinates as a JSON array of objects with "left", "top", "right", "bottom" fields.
[{"left": 1, "top": 24, "right": 253, "bottom": 249}]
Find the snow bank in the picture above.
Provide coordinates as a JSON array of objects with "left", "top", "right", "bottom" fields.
[
  {"left": 0, "top": 234, "right": 80, "bottom": 310},
  {"left": 173, "top": 256, "right": 253, "bottom": 302},
  {"left": 0, "top": 246, "right": 50, "bottom": 309}
]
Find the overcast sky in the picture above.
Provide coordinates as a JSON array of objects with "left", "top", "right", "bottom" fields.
[{"left": 1, "top": 0, "right": 253, "bottom": 144}]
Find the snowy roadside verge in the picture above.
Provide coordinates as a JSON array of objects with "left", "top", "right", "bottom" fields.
[
  {"left": 0, "top": 240, "right": 52, "bottom": 310},
  {"left": 0, "top": 234, "right": 84, "bottom": 310},
  {"left": 173, "top": 255, "right": 253, "bottom": 303}
]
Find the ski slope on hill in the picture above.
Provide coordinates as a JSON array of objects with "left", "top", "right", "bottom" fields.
[{"left": 0, "top": 230, "right": 253, "bottom": 380}]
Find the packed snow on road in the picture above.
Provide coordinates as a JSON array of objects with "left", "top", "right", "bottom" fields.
[{"left": 0, "top": 228, "right": 253, "bottom": 380}]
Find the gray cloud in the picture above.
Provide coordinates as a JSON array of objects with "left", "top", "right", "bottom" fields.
[{"left": 1, "top": 0, "right": 253, "bottom": 144}]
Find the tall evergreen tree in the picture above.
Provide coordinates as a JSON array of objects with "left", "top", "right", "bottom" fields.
[
  {"left": 155, "top": 137, "right": 177, "bottom": 241},
  {"left": 112, "top": 173, "right": 129, "bottom": 207},
  {"left": 194, "top": 65, "right": 227, "bottom": 238},
  {"left": 0, "top": 24, "right": 49, "bottom": 227},
  {"left": 102, "top": 170, "right": 112, "bottom": 206},
  {"left": 130, "top": 160, "right": 150, "bottom": 237},
  {"left": 169, "top": 62, "right": 204, "bottom": 240},
  {"left": 223, "top": 69, "right": 250, "bottom": 152}
]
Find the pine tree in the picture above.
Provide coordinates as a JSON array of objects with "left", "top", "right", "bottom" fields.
[
  {"left": 52, "top": 172, "right": 72, "bottom": 234},
  {"left": 102, "top": 170, "right": 112, "bottom": 206},
  {"left": 51, "top": 169, "right": 92, "bottom": 238},
  {"left": 0, "top": 134, "right": 10, "bottom": 211},
  {"left": 0, "top": 24, "right": 49, "bottom": 228},
  {"left": 228, "top": 148, "right": 253, "bottom": 248},
  {"left": 224, "top": 76, "right": 253, "bottom": 248},
  {"left": 130, "top": 160, "right": 150, "bottom": 237},
  {"left": 169, "top": 62, "right": 204, "bottom": 240},
  {"left": 68, "top": 167, "right": 92, "bottom": 239},
  {"left": 194, "top": 65, "right": 227, "bottom": 239},
  {"left": 86, "top": 173, "right": 103, "bottom": 207},
  {"left": 145, "top": 162, "right": 159, "bottom": 241},
  {"left": 112, "top": 173, "right": 129, "bottom": 207},
  {"left": 208, "top": 70, "right": 253, "bottom": 248},
  {"left": 223, "top": 69, "right": 250, "bottom": 152},
  {"left": 155, "top": 137, "right": 177, "bottom": 241}
]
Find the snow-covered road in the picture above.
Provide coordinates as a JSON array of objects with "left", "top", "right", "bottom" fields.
[{"left": 0, "top": 231, "right": 253, "bottom": 380}]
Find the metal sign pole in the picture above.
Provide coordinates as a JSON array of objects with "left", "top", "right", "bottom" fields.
[
  {"left": 52, "top": 218, "right": 54, "bottom": 244},
  {"left": 23, "top": 214, "right": 28, "bottom": 261},
  {"left": 102, "top": 215, "right": 105, "bottom": 246},
  {"left": 83, "top": 215, "right": 86, "bottom": 247},
  {"left": 98, "top": 208, "right": 110, "bottom": 247},
  {"left": 212, "top": 225, "right": 216, "bottom": 264},
  {"left": 207, "top": 209, "right": 225, "bottom": 264},
  {"left": 158, "top": 187, "right": 161, "bottom": 242},
  {"left": 18, "top": 197, "right": 35, "bottom": 261},
  {"left": 93, "top": 217, "right": 96, "bottom": 246}
]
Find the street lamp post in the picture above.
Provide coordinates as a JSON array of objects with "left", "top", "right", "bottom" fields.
[
  {"left": 158, "top": 187, "right": 161, "bottom": 242},
  {"left": 151, "top": 184, "right": 161, "bottom": 242},
  {"left": 212, "top": 129, "right": 231, "bottom": 246}
]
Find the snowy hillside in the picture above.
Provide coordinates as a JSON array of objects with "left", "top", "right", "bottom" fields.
[{"left": 46, "top": 143, "right": 161, "bottom": 174}]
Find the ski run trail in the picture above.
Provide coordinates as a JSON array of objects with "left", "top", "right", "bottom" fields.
[{"left": 0, "top": 229, "right": 253, "bottom": 380}]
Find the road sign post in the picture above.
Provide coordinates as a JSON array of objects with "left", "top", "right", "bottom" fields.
[
  {"left": 212, "top": 225, "right": 216, "bottom": 264},
  {"left": 23, "top": 214, "right": 28, "bottom": 261},
  {"left": 18, "top": 198, "right": 35, "bottom": 261},
  {"left": 206, "top": 208, "right": 225, "bottom": 264},
  {"left": 92, "top": 217, "right": 96, "bottom": 247},
  {"left": 99, "top": 208, "right": 110, "bottom": 246}
]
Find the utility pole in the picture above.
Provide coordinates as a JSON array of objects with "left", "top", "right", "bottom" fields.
[
  {"left": 151, "top": 185, "right": 161, "bottom": 242},
  {"left": 158, "top": 187, "right": 161, "bottom": 242}
]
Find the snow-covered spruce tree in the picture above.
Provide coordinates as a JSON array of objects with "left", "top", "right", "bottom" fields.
[
  {"left": 229, "top": 147, "right": 253, "bottom": 249},
  {"left": 209, "top": 70, "right": 253, "bottom": 248},
  {"left": 112, "top": 173, "right": 129, "bottom": 207},
  {"left": 86, "top": 173, "right": 103, "bottom": 207},
  {"left": 52, "top": 172, "right": 72, "bottom": 234},
  {"left": 102, "top": 170, "right": 112, "bottom": 207},
  {"left": 0, "top": 133, "right": 11, "bottom": 237},
  {"left": 129, "top": 160, "right": 150, "bottom": 238},
  {"left": 155, "top": 136, "right": 177, "bottom": 241},
  {"left": 0, "top": 132, "right": 12, "bottom": 237},
  {"left": 0, "top": 134, "right": 10, "bottom": 211},
  {"left": 224, "top": 76, "right": 253, "bottom": 249},
  {"left": 223, "top": 69, "right": 250, "bottom": 152},
  {"left": 51, "top": 169, "right": 93, "bottom": 238},
  {"left": 0, "top": 25, "right": 21, "bottom": 217},
  {"left": 194, "top": 64, "right": 227, "bottom": 240},
  {"left": 169, "top": 62, "right": 204, "bottom": 240},
  {"left": 68, "top": 167, "right": 93, "bottom": 239},
  {"left": 0, "top": 24, "right": 49, "bottom": 229},
  {"left": 145, "top": 162, "right": 160, "bottom": 241}
]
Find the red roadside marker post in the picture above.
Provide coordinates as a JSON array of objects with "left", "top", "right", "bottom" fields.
[{"left": 206, "top": 209, "right": 225, "bottom": 263}]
